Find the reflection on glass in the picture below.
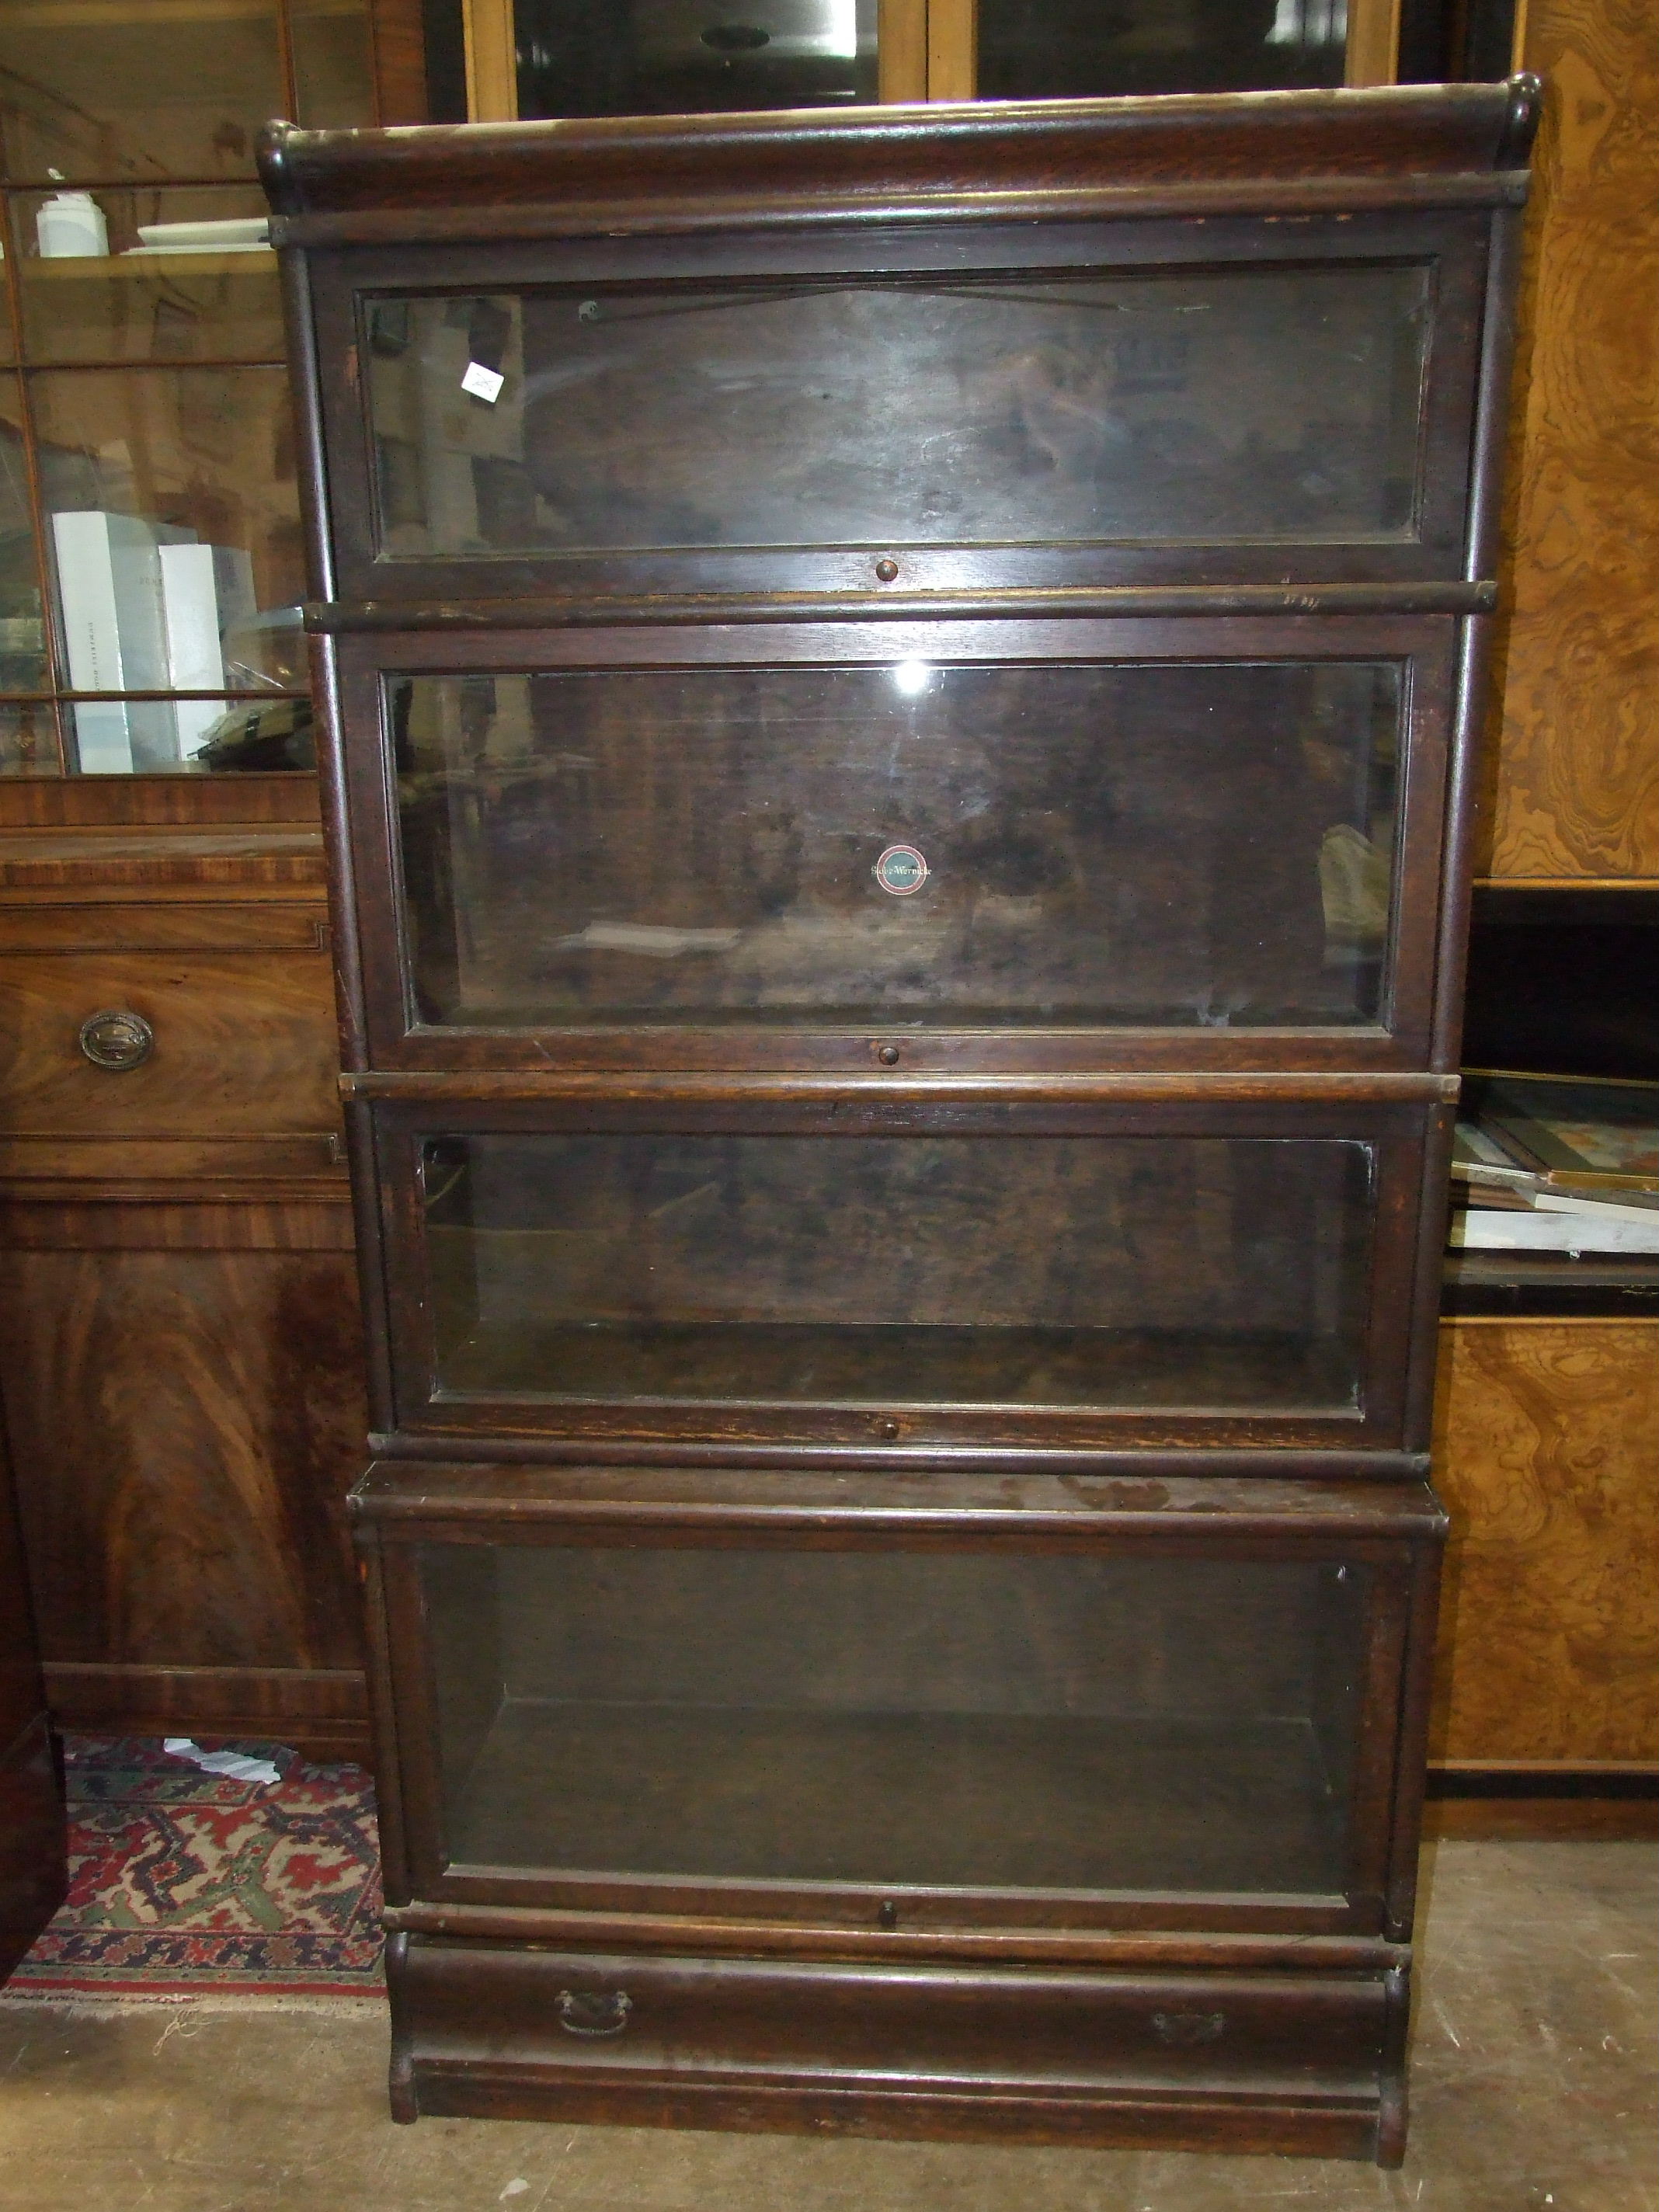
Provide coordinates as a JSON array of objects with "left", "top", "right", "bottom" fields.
[
  {"left": 33, "top": 368, "right": 304, "bottom": 772},
  {"left": 365, "top": 270, "right": 1428, "bottom": 558},
  {"left": 515, "top": 0, "right": 878, "bottom": 119},
  {"left": 394, "top": 662, "right": 1400, "bottom": 1028},
  {"left": 979, "top": 0, "right": 1349, "bottom": 100},
  {"left": 0, "top": 377, "right": 47, "bottom": 692},
  {"left": 423, "top": 1132, "right": 1375, "bottom": 1412},
  {"left": 423, "top": 1542, "right": 1369, "bottom": 1895},
  {"left": 0, "top": 2, "right": 283, "bottom": 181},
  {"left": 17, "top": 187, "right": 280, "bottom": 366}
]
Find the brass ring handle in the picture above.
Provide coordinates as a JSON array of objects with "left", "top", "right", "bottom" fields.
[
  {"left": 555, "top": 1988, "right": 631, "bottom": 2037},
  {"left": 78, "top": 1008, "right": 155, "bottom": 1072}
]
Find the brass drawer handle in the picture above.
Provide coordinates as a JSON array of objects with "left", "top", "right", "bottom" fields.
[
  {"left": 556, "top": 1988, "right": 631, "bottom": 2037},
  {"left": 1152, "top": 2010, "right": 1226, "bottom": 2047},
  {"left": 78, "top": 1009, "right": 155, "bottom": 1072}
]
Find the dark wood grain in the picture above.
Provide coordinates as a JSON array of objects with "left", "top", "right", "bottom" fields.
[
  {"left": 391, "top": 1937, "right": 1393, "bottom": 2155},
  {"left": 0, "top": 1226, "right": 369, "bottom": 1744},
  {"left": 267, "top": 84, "right": 1529, "bottom": 2159},
  {"left": 0, "top": 950, "right": 342, "bottom": 1139},
  {"left": 0, "top": 1426, "right": 65, "bottom": 1985},
  {"left": 369, "top": 0, "right": 429, "bottom": 124},
  {"left": 258, "top": 79, "right": 1539, "bottom": 233},
  {"left": 0, "top": 776, "right": 320, "bottom": 831}
]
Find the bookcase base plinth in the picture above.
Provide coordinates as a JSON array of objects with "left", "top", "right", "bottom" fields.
[{"left": 388, "top": 1936, "right": 1406, "bottom": 2163}]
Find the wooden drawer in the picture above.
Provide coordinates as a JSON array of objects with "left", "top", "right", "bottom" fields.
[
  {"left": 397, "top": 1940, "right": 1395, "bottom": 2151},
  {"left": 0, "top": 947, "right": 340, "bottom": 1138}
]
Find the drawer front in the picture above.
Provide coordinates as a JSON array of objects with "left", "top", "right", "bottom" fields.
[
  {"left": 0, "top": 949, "right": 340, "bottom": 1138},
  {"left": 402, "top": 1942, "right": 1389, "bottom": 2099}
]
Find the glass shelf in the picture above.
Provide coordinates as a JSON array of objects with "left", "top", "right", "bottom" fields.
[{"left": 14, "top": 186, "right": 280, "bottom": 363}]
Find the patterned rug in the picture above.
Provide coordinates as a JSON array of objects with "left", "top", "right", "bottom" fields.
[{"left": 2, "top": 1736, "right": 384, "bottom": 2002}]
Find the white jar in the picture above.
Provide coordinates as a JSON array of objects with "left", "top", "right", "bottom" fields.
[{"left": 37, "top": 190, "right": 107, "bottom": 259}]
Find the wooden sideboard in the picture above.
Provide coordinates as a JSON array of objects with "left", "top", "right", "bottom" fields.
[{"left": 0, "top": 775, "right": 368, "bottom": 1761}]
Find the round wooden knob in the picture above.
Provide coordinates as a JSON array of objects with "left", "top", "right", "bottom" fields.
[{"left": 78, "top": 1008, "right": 155, "bottom": 1071}]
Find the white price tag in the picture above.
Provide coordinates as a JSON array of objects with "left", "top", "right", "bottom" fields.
[{"left": 461, "top": 360, "right": 504, "bottom": 404}]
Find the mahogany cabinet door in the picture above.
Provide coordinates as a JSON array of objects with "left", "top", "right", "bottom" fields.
[
  {"left": 0, "top": 1205, "right": 371, "bottom": 1759},
  {"left": 304, "top": 207, "right": 1494, "bottom": 600},
  {"left": 331, "top": 616, "right": 1457, "bottom": 1076}
]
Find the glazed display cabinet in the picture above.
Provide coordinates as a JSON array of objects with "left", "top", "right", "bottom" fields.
[{"left": 263, "top": 79, "right": 1538, "bottom": 2159}]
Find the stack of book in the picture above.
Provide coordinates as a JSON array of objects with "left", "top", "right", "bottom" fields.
[
  {"left": 1451, "top": 1073, "right": 1659, "bottom": 1257},
  {"left": 50, "top": 510, "right": 256, "bottom": 771}
]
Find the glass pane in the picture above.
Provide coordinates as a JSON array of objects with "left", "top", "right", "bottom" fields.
[
  {"left": 422, "top": 1542, "right": 1370, "bottom": 1896},
  {"left": 395, "top": 661, "right": 1400, "bottom": 1029},
  {"left": 0, "top": 0, "right": 283, "bottom": 183},
  {"left": 363, "top": 270, "right": 1428, "bottom": 558},
  {"left": 292, "top": 0, "right": 378, "bottom": 127},
  {"left": 16, "top": 186, "right": 279, "bottom": 365},
  {"left": 0, "top": 378, "right": 47, "bottom": 690},
  {"left": 514, "top": 0, "right": 878, "bottom": 120},
  {"left": 978, "top": 0, "right": 1350, "bottom": 101},
  {"left": 423, "top": 1132, "right": 1375, "bottom": 1413},
  {"left": 33, "top": 367, "right": 305, "bottom": 773}
]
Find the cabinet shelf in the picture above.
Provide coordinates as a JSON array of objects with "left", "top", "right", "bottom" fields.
[
  {"left": 450, "top": 1699, "right": 1353, "bottom": 1897},
  {"left": 24, "top": 250, "right": 276, "bottom": 280}
]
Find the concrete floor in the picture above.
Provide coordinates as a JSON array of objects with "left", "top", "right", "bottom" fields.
[{"left": 0, "top": 1840, "right": 1651, "bottom": 2212}]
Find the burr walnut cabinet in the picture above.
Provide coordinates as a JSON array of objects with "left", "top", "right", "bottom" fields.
[{"left": 262, "top": 77, "right": 1539, "bottom": 2160}]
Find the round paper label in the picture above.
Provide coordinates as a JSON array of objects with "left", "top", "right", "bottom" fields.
[{"left": 874, "top": 843, "right": 929, "bottom": 896}]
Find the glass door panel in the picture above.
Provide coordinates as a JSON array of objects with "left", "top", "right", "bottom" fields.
[
  {"left": 420, "top": 1132, "right": 1375, "bottom": 1414},
  {"left": 976, "top": 0, "right": 1353, "bottom": 102},
  {"left": 420, "top": 1542, "right": 1371, "bottom": 1898},
  {"left": 33, "top": 367, "right": 307, "bottom": 772},
  {"left": 15, "top": 186, "right": 280, "bottom": 366},
  {"left": 0, "top": 0, "right": 284, "bottom": 183},
  {"left": 513, "top": 0, "right": 881, "bottom": 120},
  {"left": 392, "top": 659, "right": 1401, "bottom": 1031},
  {"left": 363, "top": 266, "right": 1429, "bottom": 559}
]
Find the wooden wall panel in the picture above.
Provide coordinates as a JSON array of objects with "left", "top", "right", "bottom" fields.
[
  {"left": 1429, "top": 1319, "right": 1659, "bottom": 1762},
  {"left": 1476, "top": 0, "right": 1659, "bottom": 879},
  {"left": 0, "top": 1233, "right": 369, "bottom": 1745}
]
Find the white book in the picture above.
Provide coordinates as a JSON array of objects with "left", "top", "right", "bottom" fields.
[
  {"left": 159, "top": 541, "right": 224, "bottom": 756},
  {"left": 51, "top": 510, "right": 178, "bottom": 770},
  {"left": 160, "top": 543, "right": 259, "bottom": 756},
  {"left": 1451, "top": 1208, "right": 1659, "bottom": 1255}
]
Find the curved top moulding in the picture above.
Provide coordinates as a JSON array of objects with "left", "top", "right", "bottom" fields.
[{"left": 258, "top": 75, "right": 1542, "bottom": 247}]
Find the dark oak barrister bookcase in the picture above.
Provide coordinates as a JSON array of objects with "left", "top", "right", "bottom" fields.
[{"left": 261, "top": 78, "right": 1539, "bottom": 2162}]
